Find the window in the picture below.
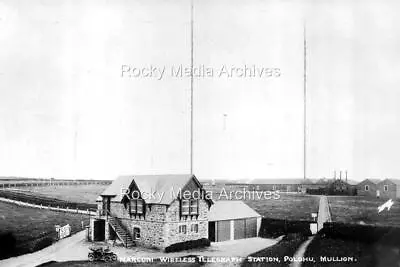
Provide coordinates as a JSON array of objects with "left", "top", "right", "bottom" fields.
[
  {"left": 137, "top": 200, "right": 143, "bottom": 214},
  {"left": 384, "top": 185, "right": 389, "bottom": 192},
  {"left": 190, "top": 199, "right": 198, "bottom": 215},
  {"left": 179, "top": 225, "right": 187, "bottom": 234},
  {"left": 133, "top": 227, "right": 140, "bottom": 239},
  {"left": 365, "top": 185, "right": 369, "bottom": 191},
  {"left": 191, "top": 224, "right": 198, "bottom": 233},
  {"left": 181, "top": 200, "right": 190, "bottom": 216},
  {"left": 130, "top": 199, "right": 144, "bottom": 215}
]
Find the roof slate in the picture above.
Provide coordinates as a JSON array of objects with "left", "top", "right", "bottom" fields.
[
  {"left": 100, "top": 174, "right": 199, "bottom": 204},
  {"left": 208, "top": 201, "right": 261, "bottom": 221}
]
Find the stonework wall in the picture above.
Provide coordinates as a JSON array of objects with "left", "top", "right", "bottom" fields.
[
  {"left": 99, "top": 191, "right": 211, "bottom": 249},
  {"left": 163, "top": 199, "right": 209, "bottom": 247},
  {"left": 107, "top": 201, "right": 167, "bottom": 249}
]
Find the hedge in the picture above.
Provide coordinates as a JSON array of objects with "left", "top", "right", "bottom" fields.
[
  {"left": 321, "top": 222, "right": 400, "bottom": 245},
  {"left": 258, "top": 218, "right": 312, "bottom": 238},
  {"left": 165, "top": 238, "right": 210, "bottom": 253},
  {"left": 0, "top": 232, "right": 17, "bottom": 259}
]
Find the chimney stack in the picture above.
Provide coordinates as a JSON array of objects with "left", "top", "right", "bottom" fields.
[
  {"left": 334, "top": 170, "right": 337, "bottom": 180},
  {"left": 340, "top": 171, "right": 342, "bottom": 180}
]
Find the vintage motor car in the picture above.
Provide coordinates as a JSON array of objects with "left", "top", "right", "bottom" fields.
[{"left": 88, "top": 246, "right": 118, "bottom": 262}]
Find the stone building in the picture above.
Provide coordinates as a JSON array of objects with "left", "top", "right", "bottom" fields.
[
  {"left": 377, "top": 179, "right": 400, "bottom": 199},
  {"left": 90, "top": 174, "right": 213, "bottom": 250},
  {"left": 356, "top": 179, "right": 380, "bottom": 197}
]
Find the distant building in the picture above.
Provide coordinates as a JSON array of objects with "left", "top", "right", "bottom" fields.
[
  {"left": 356, "top": 179, "right": 380, "bottom": 197},
  {"left": 247, "top": 178, "right": 320, "bottom": 193},
  {"left": 329, "top": 179, "right": 357, "bottom": 195},
  {"left": 377, "top": 179, "right": 400, "bottom": 199}
]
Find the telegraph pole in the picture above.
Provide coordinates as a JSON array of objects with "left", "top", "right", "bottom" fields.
[
  {"left": 303, "top": 22, "right": 307, "bottom": 180},
  {"left": 190, "top": 0, "right": 194, "bottom": 174}
]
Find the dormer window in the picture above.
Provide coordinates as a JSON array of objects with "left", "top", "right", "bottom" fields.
[
  {"left": 181, "top": 199, "right": 198, "bottom": 217},
  {"left": 181, "top": 200, "right": 190, "bottom": 216},
  {"left": 130, "top": 199, "right": 144, "bottom": 215},
  {"left": 190, "top": 199, "right": 198, "bottom": 215}
]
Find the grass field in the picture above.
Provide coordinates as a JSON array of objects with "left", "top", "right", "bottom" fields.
[
  {"left": 0, "top": 201, "right": 91, "bottom": 260},
  {"left": 12, "top": 184, "right": 107, "bottom": 204},
  {"left": 328, "top": 196, "right": 400, "bottom": 227},
  {"left": 304, "top": 234, "right": 400, "bottom": 267},
  {"left": 205, "top": 185, "right": 320, "bottom": 221},
  {"left": 243, "top": 234, "right": 308, "bottom": 267}
]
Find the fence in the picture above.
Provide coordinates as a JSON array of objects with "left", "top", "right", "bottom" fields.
[
  {"left": 0, "top": 197, "right": 97, "bottom": 215},
  {"left": 0, "top": 180, "right": 112, "bottom": 189}
]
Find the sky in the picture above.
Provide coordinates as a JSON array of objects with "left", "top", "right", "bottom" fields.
[{"left": 0, "top": 0, "right": 400, "bottom": 181}]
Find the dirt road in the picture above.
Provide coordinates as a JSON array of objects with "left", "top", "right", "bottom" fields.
[{"left": 0, "top": 231, "right": 280, "bottom": 267}]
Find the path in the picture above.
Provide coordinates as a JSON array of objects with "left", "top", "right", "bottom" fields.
[
  {"left": 289, "top": 195, "right": 332, "bottom": 267},
  {"left": 0, "top": 232, "right": 280, "bottom": 267},
  {"left": 317, "top": 195, "right": 332, "bottom": 231}
]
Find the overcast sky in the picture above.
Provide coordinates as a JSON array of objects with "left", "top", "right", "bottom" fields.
[{"left": 0, "top": 0, "right": 399, "bottom": 181}]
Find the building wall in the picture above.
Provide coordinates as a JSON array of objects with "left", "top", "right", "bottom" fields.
[
  {"left": 248, "top": 184, "right": 301, "bottom": 192},
  {"left": 357, "top": 180, "right": 378, "bottom": 197},
  {"left": 97, "top": 195, "right": 210, "bottom": 249},
  {"left": 109, "top": 201, "right": 167, "bottom": 249},
  {"left": 377, "top": 181, "right": 397, "bottom": 199},
  {"left": 397, "top": 185, "right": 400, "bottom": 198},
  {"left": 164, "top": 198, "right": 209, "bottom": 247}
]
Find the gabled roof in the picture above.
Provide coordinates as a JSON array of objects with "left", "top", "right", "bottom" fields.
[
  {"left": 100, "top": 174, "right": 207, "bottom": 205},
  {"left": 358, "top": 178, "right": 381, "bottom": 185},
  {"left": 381, "top": 178, "right": 400, "bottom": 186},
  {"left": 346, "top": 179, "right": 359, "bottom": 186},
  {"left": 208, "top": 201, "right": 261, "bottom": 221}
]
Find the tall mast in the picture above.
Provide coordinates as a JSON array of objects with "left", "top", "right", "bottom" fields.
[
  {"left": 303, "top": 22, "right": 307, "bottom": 180},
  {"left": 190, "top": 0, "right": 194, "bottom": 174}
]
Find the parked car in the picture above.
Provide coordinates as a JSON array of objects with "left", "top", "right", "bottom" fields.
[{"left": 88, "top": 246, "right": 117, "bottom": 262}]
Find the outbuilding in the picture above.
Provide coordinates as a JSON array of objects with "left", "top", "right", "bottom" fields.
[
  {"left": 208, "top": 201, "right": 262, "bottom": 242},
  {"left": 377, "top": 179, "right": 400, "bottom": 199},
  {"left": 356, "top": 179, "right": 380, "bottom": 197}
]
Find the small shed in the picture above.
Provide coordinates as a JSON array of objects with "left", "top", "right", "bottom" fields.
[
  {"left": 377, "top": 179, "right": 400, "bottom": 199},
  {"left": 208, "top": 201, "right": 262, "bottom": 242},
  {"left": 356, "top": 179, "right": 380, "bottom": 197}
]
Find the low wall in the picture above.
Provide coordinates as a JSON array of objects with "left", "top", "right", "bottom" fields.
[{"left": 0, "top": 197, "right": 96, "bottom": 215}]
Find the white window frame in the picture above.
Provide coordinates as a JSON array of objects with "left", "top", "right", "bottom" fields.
[
  {"left": 179, "top": 225, "right": 187, "bottom": 234},
  {"left": 365, "top": 185, "right": 369, "bottom": 191},
  {"left": 130, "top": 199, "right": 144, "bottom": 215},
  {"left": 181, "top": 200, "right": 190, "bottom": 216},
  {"left": 191, "top": 224, "right": 198, "bottom": 233},
  {"left": 384, "top": 185, "right": 389, "bottom": 192},
  {"left": 132, "top": 226, "right": 141, "bottom": 240},
  {"left": 189, "top": 199, "right": 198, "bottom": 215}
]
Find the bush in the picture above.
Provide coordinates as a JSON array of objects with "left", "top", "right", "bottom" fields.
[
  {"left": 258, "top": 218, "right": 312, "bottom": 238},
  {"left": 165, "top": 238, "right": 210, "bottom": 253},
  {"left": 32, "top": 236, "right": 54, "bottom": 251},
  {"left": 0, "top": 232, "right": 17, "bottom": 259}
]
